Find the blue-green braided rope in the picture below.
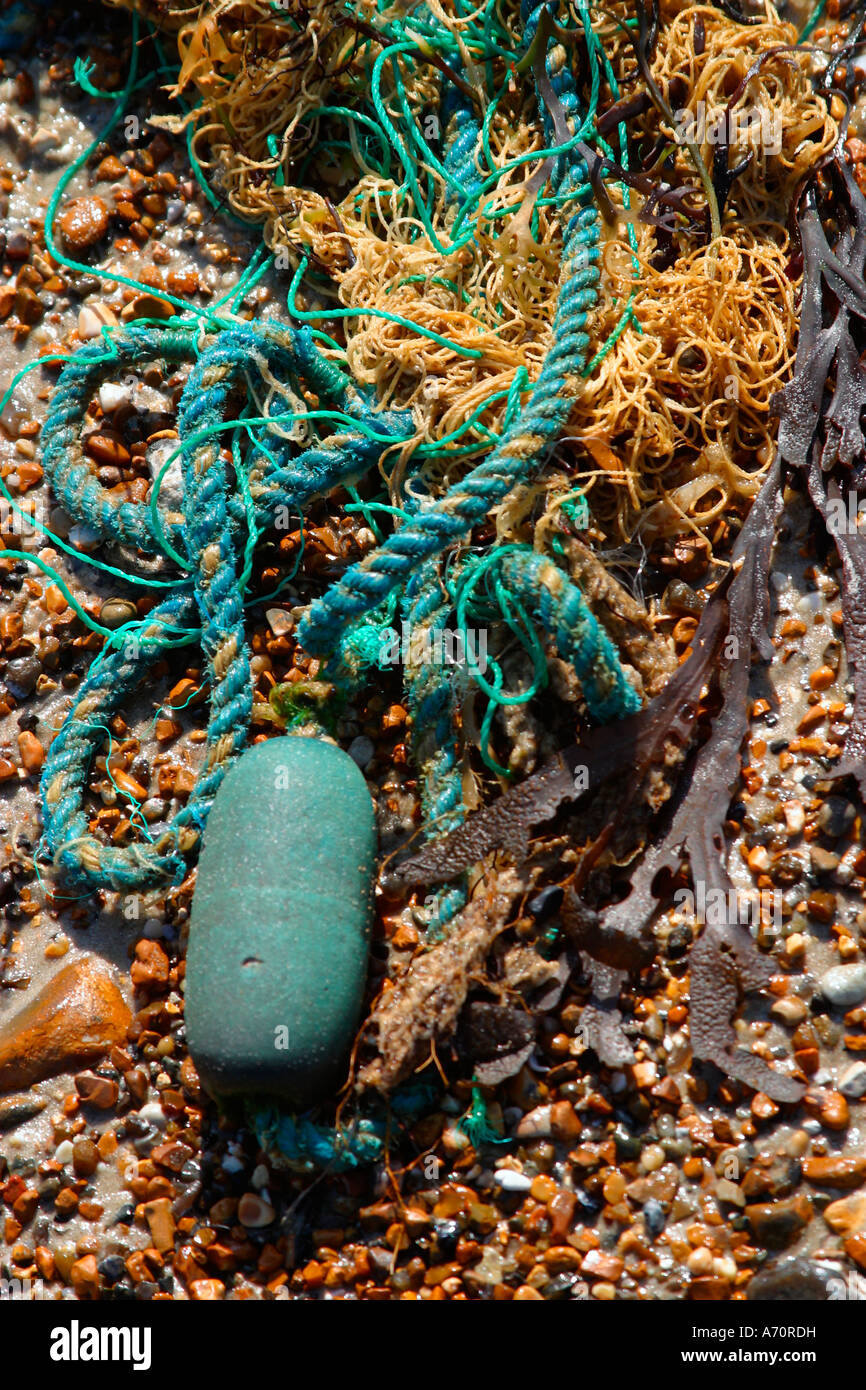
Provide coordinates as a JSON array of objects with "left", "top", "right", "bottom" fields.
[{"left": 39, "top": 323, "right": 411, "bottom": 890}]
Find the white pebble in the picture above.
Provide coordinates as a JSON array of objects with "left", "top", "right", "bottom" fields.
[
  {"left": 494, "top": 1168, "right": 532, "bottom": 1191},
  {"left": 77, "top": 302, "right": 117, "bottom": 340},
  {"left": 138, "top": 1101, "right": 167, "bottom": 1129},
  {"left": 54, "top": 1140, "right": 74, "bottom": 1164},
  {"left": 839, "top": 1063, "right": 866, "bottom": 1099},
  {"left": 98, "top": 382, "right": 131, "bottom": 413},
  {"left": 266, "top": 607, "right": 292, "bottom": 636},
  {"left": 147, "top": 439, "right": 184, "bottom": 509},
  {"left": 820, "top": 963, "right": 866, "bottom": 1007},
  {"left": 30, "top": 125, "right": 59, "bottom": 155}
]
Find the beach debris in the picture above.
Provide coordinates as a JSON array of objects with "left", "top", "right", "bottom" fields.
[{"left": 186, "top": 736, "right": 376, "bottom": 1104}]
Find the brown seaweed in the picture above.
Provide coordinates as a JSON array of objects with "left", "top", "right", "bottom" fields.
[
  {"left": 597, "top": 461, "right": 803, "bottom": 1102},
  {"left": 771, "top": 148, "right": 866, "bottom": 792}
]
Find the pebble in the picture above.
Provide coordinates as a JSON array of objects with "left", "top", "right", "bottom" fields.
[
  {"left": 85, "top": 432, "right": 130, "bottom": 467},
  {"left": 237, "top": 1192, "right": 276, "bottom": 1227},
  {"left": 98, "top": 381, "right": 131, "bottom": 413},
  {"left": 494, "top": 1168, "right": 532, "bottom": 1192},
  {"left": 839, "top": 1062, "right": 866, "bottom": 1098},
  {"left": 17, "top": 729, "right": 44, "bottom": 772},
  {"left": 0, "top": 1092, "right": 46, "bottom": 1130},
  {"left": 745, "top": 1195, "right": 812, "bottom": 1249},
  {"left": 5, "top": 230, "right": 31, "bottom": 261},
  {"left": 77, "top": 302, "right": 117, "bottom": 339},
  {"left": 251, "top": 1163, "right": 269, "bottom": 1189},
  {"left": 99, "top": 597, "right": 138, "bottom": 629},
  {"left": 644, "top": 1198, "right": 666, "bottom": 1236},
  {"left": 640, "top": 1143, "right": 666, "bottom": 1172},
  {"left": 810, "top": 846, "right": 840, "bottom": 875},
  {"left": 347, "top": 735, "right": 374, "bottom": 769},
  {"left": 581, "top": 1249, "right": 624, "bottom": 1282},
  {"left": 5, "top": 654, "right": 41, "bottom": 696},
  {"left": 266, "top": 607, "right": 292, "bottom": 636},
  {"left": 69, "top": 1254, "right": 101, "bottom": 1298},
  {"left": 74, "top": 1071, "right": 119, "bottom": 1109},
  {"left": 58, "top": 196, "right": 109, "bottom": 253},
  {"left": 0, "top": 957, "right": 131, "bottom": 1091},
  {"left": 186, "top": 737, "right": 376, "bottom": 1103},
  {"left": 747, "top": 1258, "right": 829, "bottom": 1301},
  {"left": 820, "top": 963, "right": 866, "bottom": 1007},
  {"left": 516, "top": 1104, "right": 553, "bottom": 1138},
  {"left": 801, "top": 1153, "right": 866, "bottom": 1188},
  {"left": 817, "top": 796, "right": 856, "bottom": 837},
  {"left": 823, "top": 1193, "right": 866, "bottom": 1235},
  {"left": 783, "top": 800, "right": 806, "bottom": 834},
  {"left": 72, "top": 1137, "right": 99, "bottom": 1177},
  {"left": 770, "top": 996, "right": 808, "bottom": 1026},
  {"left": 139, "top": 1101, "right": 167, "bottom": 1129},
  {"left": 123, "top": 292, "right": 174, "bottom": 321},
  {"left": 143, "top": 1197, "right": 175, "bottom": 1253}
]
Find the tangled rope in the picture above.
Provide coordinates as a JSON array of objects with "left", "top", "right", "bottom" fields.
[{"left": 19, "top": 1, "right": 646, "bottom": 906}]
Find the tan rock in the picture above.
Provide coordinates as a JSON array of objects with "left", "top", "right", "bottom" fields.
[
  {"left": 0, "top": 958, "right": 131, "bottom": 1092},
  {"left": 823, "top": 1193, "right": 866, "bottom": 1235},
  {"left": 69, "top": 1254, "right": 101, "bottom": 1299}
]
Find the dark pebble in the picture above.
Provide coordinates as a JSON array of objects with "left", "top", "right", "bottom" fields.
[
  {"left": 666, "top": 923, "right": 692, "bottom": 959},
  {"left": 4, "top": 655, "right": 40, "bottom": 697},
  {"left": 98, "top": 1255, "right": 126, "bottom": 1285},
  {"left": 818, "top": 797, "right": 856, "bottom": 838},
  {"left": 613, "top": 1124, "right": 642, "bottom": 1161},
  {"left": 747, "top": 1258, "right": 830, "bottom": 1301},
  {"left": 5, "top": 231, "right": 31, "bottom": 260},
  {"left": 433, "top": 1219, "right": 460, "bottom": 1259},
  {"left": 644, "top": 1198, "right": 666, "bottom": 1236}
]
